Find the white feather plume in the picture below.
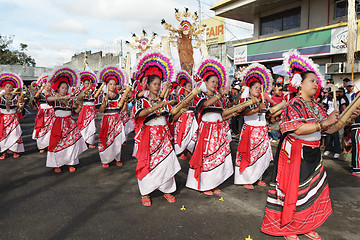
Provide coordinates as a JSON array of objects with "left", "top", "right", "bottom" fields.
[
  {"left": 291, "top": 73, "right": 302, "bottom": 88},
  {"left": 199, "top": 81, "right": 208, "bottom": 93},
  {"left": 241, "top": 86, "right": 249, "bottom": 99}
]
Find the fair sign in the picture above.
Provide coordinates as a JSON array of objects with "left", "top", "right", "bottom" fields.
[{"left": 202, "top": 16, "right": 225, "bottom": 45}]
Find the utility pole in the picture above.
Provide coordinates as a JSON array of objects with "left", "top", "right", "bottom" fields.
[
  {"left": 198, "top": 0, "right": 201, "bottom": 23},
  {"left": 120, "top": 40, "right": 123, "bottom": 57}
]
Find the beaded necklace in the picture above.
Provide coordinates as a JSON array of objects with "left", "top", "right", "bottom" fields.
[
  {"left": 297, "top": 96, "right": 324, "bottom": 121},
  {"left": 149, "top": 95, "right": 162, "bottom": 117}
]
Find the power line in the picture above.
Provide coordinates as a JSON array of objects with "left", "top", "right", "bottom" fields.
[
  {"left": 198, "top": 0, "right": 212, "bottom": 7},
  {"left": 202, "top": 13, "right": 253, "bottom": 32},
  {"left": 203, "top": 13, "right": 254, "bottom": 41}
]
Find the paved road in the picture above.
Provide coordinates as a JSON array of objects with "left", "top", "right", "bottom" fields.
[{"left": 1, "top": 111, "right": 360, "bottom": 240}]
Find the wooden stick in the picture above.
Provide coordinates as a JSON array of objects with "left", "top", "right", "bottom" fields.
[
  {"left": 94, "top": 82, "right": 106, "bottom": 98},
  {"left": 335, "top": 91, "right": 360, "bottom": 130},
  {"left": 269, "top": 101, "right": 286, "bottom": 114},
  {"left": 118, "top": 85, "right": 132, "bottom": 108},
  {"left": 352, "top": 50, "right": 355, "bottom": 82},
  {"left": 333, "top": 85, "right": 337, "bottom": 111}
]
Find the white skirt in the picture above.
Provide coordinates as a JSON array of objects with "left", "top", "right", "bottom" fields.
[
  {"left": 132, "top": 142, "right": 138, "bottom": 157},
  {"left": 174, "top": 116, "right": 198, "bottom": 155},
  {"left": 234, "top": 143, "right": 272, "bottom": 185},
  {"left": 186, "top": 153, "right": 233, "bottom": 191},
  {"left": 0, "top": 124, "right": 24, "bottom": 153},
  {"left": 124, "top": 120, "right": 135, "bottom": 137},
  {"left": 99, "top": 129, "right": 126, "bottom": 164},
  {"left": 137, "top": 150, "right": 181, "bottom": 196},
  {"left": 80, "top": 118, "right": 96, "bottom": 145},
  {"left": 46, "top": 138, "right": 87, "bottom": 168},
  {"left": 33, "top": 130, "right": 51, "bottom": 150}
]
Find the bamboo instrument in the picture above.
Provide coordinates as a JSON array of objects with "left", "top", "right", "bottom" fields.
[
  {"left": 269, "top": 101, "right": 286, "bottom": 114},
  {"left": 118, "top": 85, "right": 132, "bottom": 108},
  {"left": 170, "top": 87, "right": 201, "bottom": 115},
  {"left": 0, "top": 88, "right": 18, "bottom": 98},
  {"left": 76, "top": 91, "right": 85, "bottom": 101},
  {"left": 94, "top": 82, "right": 106, "bottom": 98},
  {"left": 332, "top": 85, "right": 337, "bottom": 111},
  {"left": 166, "top": 100, "right": 177, "bottom": 106},
  {"left": 171, "top": 107, "right": 188, "bottom": 123},
  {"left": 228, "top": 94, "right": 242, "bottom": 108},
  {"left": 222, "top": 98, "right": 260, "bottom": 117},
  {"left": 160, "top": 81, "right": 171, "bottom": 99},
  {"left": 334, "top": 92, "right": 360, "bottom": 130},
  {"left": 17, "top": 87, "right": 27, "bottom": 108},
  {"left": 11, "top": 88, "right": 19, "bottom": 94}
]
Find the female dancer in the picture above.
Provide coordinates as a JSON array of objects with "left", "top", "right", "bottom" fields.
[
  {"left": 134, "top": 51, "right": 181, "bottom": 207},
  {"left": 77, "top": 71, "right": 98, "bottom": 148},
  {"left": 97, "top": 66, "right": 127, "bottom": 168},
  {"left": 0, "top": 73, "right": 25, "bottom": 159},
  {"left": 46, "top": 67, "right": 87, "bottom": 173},
  {"left": 32, "top": 75, "right": 55, "bottom": 153},
  {"left": 173, "top": 71, "right": 198, "bottom": 160},
  {"left": 235, "top": 63, "right": 273, "bottom": 189},
  {"left": 186, "top": 58, "right": 235, "bottom": 196},
  {"left": 261, "top": 50, "right": 360, "bottom": 240}
]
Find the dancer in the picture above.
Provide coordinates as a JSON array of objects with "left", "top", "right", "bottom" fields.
[
  {"left": 77, "top": 71, "right": 98, "bottom": 148},
  {"left": 261, "top": 50, "right": 360, "bottom": 240},
  {"left": 0, "top": 73, "right": 25, "bottom": 159},
  {"left": 97, "top": 66, "right": 127, "bottom": 168},
  {"left": 186, "top": 58, "right": 234, "bottom": 196},
  {"left": 32, "top": 74, "right": 55, "bottom": 153},
  {"left": 173, "top": 71, "right": 198, "bottom": 159},
  {"left": 134, "top": 51, "right": 181, "bottom": 206},
  {"left": 235, "top": 63, "right": 273, "bottom": 189},
  {"left": 46, "top": 67, "right": 87, "bottom": 173}
]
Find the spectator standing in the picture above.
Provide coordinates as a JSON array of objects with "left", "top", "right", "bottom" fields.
[
  {"left": 346, "top": 81, "right": 356, "bottom": 103},
  {"left": 323, "top": 87, "right": 347, "bottom": 158}
]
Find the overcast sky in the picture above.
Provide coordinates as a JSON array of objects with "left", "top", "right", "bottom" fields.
[{"left": 1, "top": 0, "right": 253, "bottom": 67}]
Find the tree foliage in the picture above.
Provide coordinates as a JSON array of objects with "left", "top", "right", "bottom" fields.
[{"left": 0, "top": 35, "right": 36, "bottom": 66}]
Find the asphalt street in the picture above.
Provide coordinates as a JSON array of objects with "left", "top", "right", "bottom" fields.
[{"left": 1, "top": 110, "right": 360, "bottom": 240}]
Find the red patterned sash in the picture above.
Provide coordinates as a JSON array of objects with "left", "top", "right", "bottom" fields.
[
  {"left": 189, "top": 120, "right": 221, "bottom": 189},
  {"left": 277, "top": 135, "right": 320, "bottom": 226},
  {"left": 48, "top": 116, "right": 71, "bottom": 152}
]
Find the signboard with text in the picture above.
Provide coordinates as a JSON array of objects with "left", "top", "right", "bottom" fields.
[
  {"left": 202, "top": 16, "right": 225, "bottom": 45},
  {"left": 234, "top": 45, "right": 247, "bottom": 64}
]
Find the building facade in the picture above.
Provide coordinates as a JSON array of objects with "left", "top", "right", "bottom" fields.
[
  {"left": 65, "top": 51, "right": 122, "bottom": 73},
  {"left": 211, "top": 0, "right": 360, "bottom": 86}
]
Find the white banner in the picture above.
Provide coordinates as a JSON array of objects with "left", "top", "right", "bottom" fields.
[
  {"left": 330, "top": 26, "right": 354, "bottom": 54},
  {"left": 234, "top": 45, "right": 247, "bottom": 64}
]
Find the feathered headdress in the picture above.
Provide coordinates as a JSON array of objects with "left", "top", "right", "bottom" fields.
[
  {"left": 132, "top": 71, "right": 139, "bottom": 82},
  {"left": 49, "top": 67, "right": 78, "bottom": 91},
  {"left": 283, "top": 49, "right": 323, "bottom": 96},
  {"left": 240, "top": 63, "right": 273, "bottom": 92},
  {"left": 37, "top": 74, "right": 48, "bottom": 87},
  {"left": 99, "top": 66, "right": 128, "bottom": 87},
  {"left": 197, "top": 58, "right": 228, "bottom": 88},
  {"left": 31, "top": 81, "right": 38, "bottom": 89},
  {"left": 80, "top": 71, "right": 98, "bottom": 86},
  {"left": 176, "top": 71, "right": 192, "bottom": 86},
  {"left": 135, "top": 51, "right": 174, "bottom": 82},
  {"left": 0, "top": 72, "right": 23, "bottom": 89}
]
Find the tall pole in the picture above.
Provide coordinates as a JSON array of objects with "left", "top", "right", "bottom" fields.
[
  {"left": 198, "top": 0, "right": 201, "bottom": 23},
  {"left": 347, "top": 0, "right": 356, "bottom": 75}
]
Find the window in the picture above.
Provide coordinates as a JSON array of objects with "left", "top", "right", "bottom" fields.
[
  {"left": 261, "top": 7, "right": 301, "bottom": 35},
  {"left": 335, "top": 0, "right": 360, "bottom": 18}
]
